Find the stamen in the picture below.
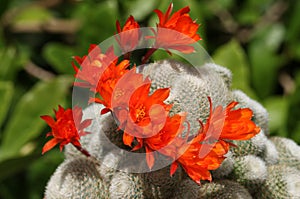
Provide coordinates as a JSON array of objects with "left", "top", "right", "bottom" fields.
[
  {"left": 92, "top": 60, "right": 102, "bottom": 67},
  {"left": 136, "top": 105, "right": 146, "bottom": 122}
]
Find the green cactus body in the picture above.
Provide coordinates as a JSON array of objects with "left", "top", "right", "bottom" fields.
[
  {"left": 198, "top": 180, "right": 252, "bottom": 199},
  {"left": 45, "top": 60, "right": 300, "bottom": 199},
  {"left": 271, "top": 136, "right": 300, "bottom": 170},
  {"left": 172, "top": 179, "right": 201, "bottom": 199},
  {"left": 255, "top": 165, "right": 300, "bottom": 199},
  {"left": 109, "top": 172, "right": 145, "bottom": 199},
  {"left": 230, "top": 155, "right": 267, "bottom": 194},
  {"left": 45, "top": 158, "right": 109, "bottom": 199},
  {"left": 230, "top": 130, "right": 267, "bottom": 157},
  {"left": 142, "top": 165, "right": 182, "bottom": 199},
  {"left": 212, "top": 151, "right": 234, "bottom": 179},
  {"left": 261, "top": 139, "right": 279, "bottom": 165}
]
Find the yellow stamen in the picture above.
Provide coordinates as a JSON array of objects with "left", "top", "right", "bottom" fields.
[{"left": 136, "top": 105, "right": 146, "bottom": 122}]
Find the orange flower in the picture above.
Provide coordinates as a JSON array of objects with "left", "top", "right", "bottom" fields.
[
  {"left": 40, "top": 106, "right": 92, "bottom": 155},
  {"left": 91, "top": 67, "right": 147, "bottom": 115},
  {"left": 133, "top": 113, "right": 186, "bottom": 169},
  {"left": 150, "top": 3, "right": 201, "bottom": 53},
  {"left": 166, "top": 98, "right": 260, "bottom": 184},
  {"left": 119, "top": 83, "right": 172, "bottom": 147},
  {"left": 111, "top": 67, "right": 150, "bottom": 110},
  {"left": 166, "top": 134, "right": 229, "bottom": 184},
  {"left": 116, "top": 15, "right": 140, "bottom": 52},
  {"left": 160, "top": 97, "right": 260, "bottom": 184},
  {"left": 91, "top": 59, "right": 130, "bottom": 113},
  {"left": 73, "top": 45, "right": 117, "bottom": 92},
  {"left": 221, "top": 101, "right": 261, "bottom": 140},
  {"left": 198, "top": 97, "right": 260, "bottom": 144}
]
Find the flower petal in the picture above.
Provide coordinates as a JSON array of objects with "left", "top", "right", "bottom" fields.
[
  {"left": 123, "top": 132, "right": 134, "bottom": 147},
  {"left": 40, "top": 115, "right": 56, "bottom": 128},
  {"left": 170, "top": 162, "right": 178, "bottom": 176},
  {"left": 42, "top": 138, "right": 60, "bottom": 154},
  {"left": 145, "top": 147, "right": 155, "bottom": 169}
]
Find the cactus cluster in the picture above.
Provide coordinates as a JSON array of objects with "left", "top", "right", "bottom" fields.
[{"left": 45, "top": 60, "right": 300, "bottom": 199}]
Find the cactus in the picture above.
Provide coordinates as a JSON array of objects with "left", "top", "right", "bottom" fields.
[
  {"left": 211, "top": 151, "right": 234, "bottom": 179},
  {"left": 232, "top": 90, "right": 269, "bottom": 135},
  {"left": 109, "top": 172, "right": 145, "bottom": 199},
  {"left": 261, "top": 139, "right": 279, "bottom": 165},
  {"left": 229, "top": 155, "right": 267, "bottom": 193},
  {"left": 230, "top": 129, "right": 267, "bottom": 157},
  {"left": 45, "top": 157, "right": 109, "bottom": 199},
  {"left": 198, "top": 180, "right": 252, "bottom": 199},
  {"left": 44, "top": 60, "right": 300, "bottom": 198},
  {"left": 270, "top": 136, "right": 300, "bottom": 170},
  {"left": 254, "top": 165, "right": 300, "bottom": 199}
]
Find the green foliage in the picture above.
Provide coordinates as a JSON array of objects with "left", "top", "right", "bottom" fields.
[
  {"left": 72, "top": 0, "right": 119, "bottom": 47},
  {"left": 122, "top": 0, "right": 160, "bottom": 21},
  {"left": 263, "top": 96, "right": 288, "bottom": 135},
  {"left": 212, "top": 39, "right": 256, "bottom": 98},
  {"left": 43, "top": 43, "right": 76, "bottom": 74},
  {"left": 0, "top": 76, "right": 72, "bottom": 158},
  {"left": 0, "top": 0, "right": 299, "bottom": 198},
  {"left": 0, "top": 47, "right": 28, "bottom": 81},
  {"left": 0, "top": 82, "right": 14, "bottom": 127},
  {"left": 249, "top": 23, "right": 285, "bottom": 98},
  {"left": 12, "top": 5, "right": 53, "bottom": 24}
]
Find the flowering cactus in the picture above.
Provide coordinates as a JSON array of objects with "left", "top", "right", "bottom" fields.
[
  {"left": 43, "top": 60, "right": 300, "bottom": 198},
  {"left": 41, "top": 3, "right": 300, "bottom": 199}
]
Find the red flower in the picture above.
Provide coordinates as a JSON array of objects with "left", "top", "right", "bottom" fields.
[
  {"left": 119, "top": 83, "right": 172, "bottom": 147},
  {"left": 41, "top": 106, "right": 92, "bottom": 154},
  {"left": 198, "top": 97, "right": 260, "bottom": 144},
  {"left": 72, "top": 45, "right": 117, "bottom": 92},
  {"left": 150, "top": 3, "right": 201, "bottom": 53},
  {"left": 165, "top": 134, "right": 229, "bottom": 184},
  {"left": 160, "top": 97, "right": 260, "bottom": 184},
  {"left": 134, "top": 113, "right": 187, "bottom": 169},
  {"left": 111, "top": 67, "right": 150, "bottom": 109},
  {"left": 116, "top": 15, "right": 140, "bottom": 52},
  {"left": 91, "top": 59, "right": 130, "bottom": 113}
]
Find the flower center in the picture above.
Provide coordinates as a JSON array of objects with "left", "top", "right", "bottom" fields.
[
  {"left": 92, "top": 60, "right": 102, "bottom": 67},
  {"left": 114, "top": 88, "right": 125, "bottom": 100},
  {"left": 136, "top": 105, "right": 146, "bottom": 122}
]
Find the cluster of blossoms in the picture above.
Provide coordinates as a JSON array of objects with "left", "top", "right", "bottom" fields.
[{"left": 41, "top": 3, "right": 260, "bottom": 185}]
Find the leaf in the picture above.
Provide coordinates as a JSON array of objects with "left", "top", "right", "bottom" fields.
[
  {"left": 249, "top": 45, "right": 282, "bottom": 98},
  {"left": 43, "top": 43, "right": 76, "bottom": 74},
  {"left": 0, "top": 0, "right": 9, "bottom": 17},
  {"left": 26, "top": 150, "right": 64, "bottom": 197},
  {"left": 291, "top": 42, "right": 300, "bottom": 61},
  {"left": 236, "top": 0, "right": 272, "bottom": 25},
  {"left": 286, "top": 72, "right": 300, "bottom": 143},
  {"left": 252, "top": 23, "right": 285, "bottom": 53},
  {"left": 248, "top": 24, "right": 285, "bottom": 98},
  {"left": 263, "top": 96, "right": 288, "bottom": 135},
  {"left": 212, "top": 39, "right": 256, "bottom": 98},
  {"left": 0, "top": 153, "right": 39, "bottom": 182},
  {"left": 12, "top": 5, "right": 53, "bottom": 24},
  {"left": 0, "top": 47, "right": 28, "bottom": 80},
  {"left": 0, "top": 81, "right": 14, "bottom": 128},
  {"left": 286, "top": 0, "right": 300, "bottom": 43},
  {"left": 72, "top": 0, "right": 119, "bottom": 47},
  {"left": 122, "top": 0, "right": 160, "bottom": 21},
  {"left": 0, "top": 76, "right": 73, "bottom": 157}
]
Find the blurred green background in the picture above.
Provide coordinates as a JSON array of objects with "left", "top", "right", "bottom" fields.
[{"left": 0, "top": 0, "right": 299, "bottom": 198}]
